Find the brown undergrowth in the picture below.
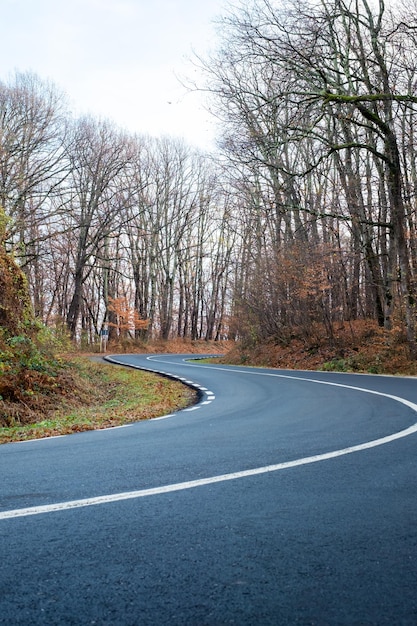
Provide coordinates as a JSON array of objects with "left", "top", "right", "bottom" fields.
[
  {"left": 0, "top": 356, "right": 198, "bottom": 443},
  {"left": 89, "top": 337, "right": 232, "bottom": 356},
  {"left": 0, "top": 337, "right": 232, "bottom": 443},
  {"left": 220, "top": 320, "right": 417, "bottom": 376}
]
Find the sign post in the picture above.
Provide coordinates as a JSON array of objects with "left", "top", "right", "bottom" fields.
[{"left": 100, "top": 328, "right": 109, "bottom": 353}]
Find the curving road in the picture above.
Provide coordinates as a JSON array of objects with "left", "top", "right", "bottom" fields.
[{"left": 1, "top": 353, "right": 417, "bottom": 625}]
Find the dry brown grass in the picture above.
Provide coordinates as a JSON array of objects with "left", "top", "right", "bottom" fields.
[
  {"left": 0, "top": 339, "right": 230, "bottom": 442},
  {"left": 220, "top": 320, "right": 417, "bottom": 376},
  {"left": 0, "top": 357, "right": 197, "bottom": 443},
  {"left": 90, "top": 337, "right": 232, "bottom": 356}
]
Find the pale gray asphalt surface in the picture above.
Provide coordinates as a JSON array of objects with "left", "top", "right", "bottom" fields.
[{"left": 1, "top": 354, "right": 417, "bottom": 625}]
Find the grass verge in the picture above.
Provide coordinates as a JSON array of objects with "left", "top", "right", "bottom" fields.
[{"left": 0, "top": 358, "right": 197, "bottom": 444}]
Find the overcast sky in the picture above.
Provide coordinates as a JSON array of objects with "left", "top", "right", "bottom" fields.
[{"left": 1, "top": 0, "right": 230, "bottom": 150}]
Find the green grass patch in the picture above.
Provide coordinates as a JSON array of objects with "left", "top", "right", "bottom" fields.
[
  {"left": 187, "top": 356, "right": 224, "bottom": 364},
  {"left": 0, "top": 358, "right": 197, "bottom": 444}
]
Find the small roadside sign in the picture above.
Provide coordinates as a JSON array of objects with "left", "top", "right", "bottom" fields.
[{"left": 100, "top": 327, "right": 109, "bottom": 352}]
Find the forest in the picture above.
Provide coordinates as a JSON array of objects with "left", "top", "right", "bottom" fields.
[{"left": 2, "top": 0, "right": 417, "bottom": 363}]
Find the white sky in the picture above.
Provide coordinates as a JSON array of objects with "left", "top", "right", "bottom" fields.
[{"left": 1, "top": 0, "right": 230, "bottom": 150}]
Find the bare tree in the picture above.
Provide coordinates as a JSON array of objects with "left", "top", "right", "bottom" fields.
[
  {"left": 0, "top": 72, "right": 70, "bottom": 317},
  {"left": 199, "top": 0, "right": 417, "bottom": 355},
  {"left": 64, "top": 117, "right": 135, "bottom": 339}
]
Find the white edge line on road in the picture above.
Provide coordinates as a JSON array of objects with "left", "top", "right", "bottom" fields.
[
  {"left": 2, "top": 418, "right": 417, "bottom": 521},
  {"left": 152, "top": 414, "right": 175, "bottom": 421},
  {"left": 3, "top": 356, "right": 417, "bottom": 520},
  {"left": 146, "top": 356, "right": 417, "bottom": 412}
]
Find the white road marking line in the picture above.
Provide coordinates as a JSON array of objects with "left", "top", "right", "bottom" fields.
[
  {"left": 98, "top": 424, "right": 132, "bottom": 431},
  {"left": 12, "top": 434, "right": 66, "bottom": 444},
  {"left": 4, "top": 356, "right": 413, "bottom": 520},
  {"left": 2, "top": 418, "right": 417, "bottom": 521},
  {"left": 147, "top": 356, "right": 417, "bottom": 411},
  {"left": 151, "top": 414, "right": 174, "bottom": 421}
]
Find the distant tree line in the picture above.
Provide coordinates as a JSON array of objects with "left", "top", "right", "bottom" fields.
[
  {"left": 2, "top": 0, "right": 417, "bottom": 357},
  {"left": 0, "top": 72, "right": 235, "bottom": 344}
]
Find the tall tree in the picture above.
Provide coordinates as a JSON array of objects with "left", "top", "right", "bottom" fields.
[
  {"left": 200, "top": 0, "right": 417, "bottom": 355},
  {"left": 64, "top": 117, "right": 134, "bottom": 339}
]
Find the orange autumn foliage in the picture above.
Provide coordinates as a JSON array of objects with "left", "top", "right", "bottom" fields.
[{"left": 107, "top": 297, "right": 148, "bottom": 337}]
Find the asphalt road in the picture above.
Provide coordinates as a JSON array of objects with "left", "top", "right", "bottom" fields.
[{"left": 1, "top": 353, "right": 417, "bottom": 625}]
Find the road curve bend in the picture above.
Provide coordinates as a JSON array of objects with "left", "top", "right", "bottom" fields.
[{"left": 1, "top": 353, "right": 416, "bottom": 625}]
